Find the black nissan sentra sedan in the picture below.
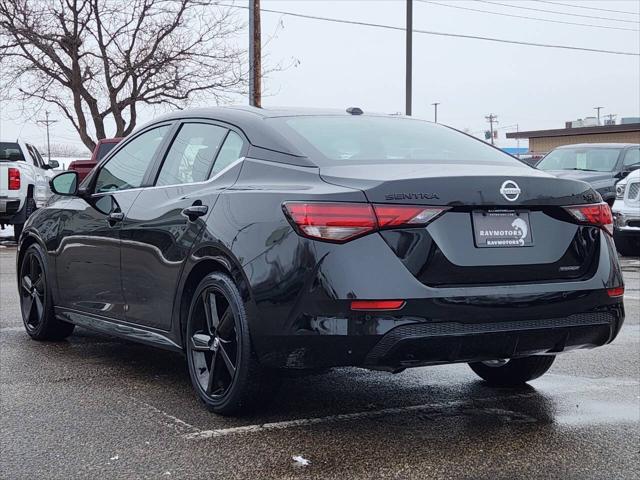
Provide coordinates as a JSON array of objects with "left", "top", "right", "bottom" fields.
[{"left": 17, "top": 107, "right": 624, "bottom": 414}]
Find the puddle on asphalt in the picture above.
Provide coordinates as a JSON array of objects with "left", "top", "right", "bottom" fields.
[{"left": 554, "top": 400, "right": 640, "bottom": 426}]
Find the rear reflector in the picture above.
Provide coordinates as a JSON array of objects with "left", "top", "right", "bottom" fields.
[
  {"left": 607, "top": 286, "right": 624, "bottom": 298},
  {"left": 283, "top": 202, "right": 449, "bottom": 243},
  {"left": 564, "top": 203, "right": 613, "bottom": 236},
  {"left": 8, "top": 168, "right": 20, "bottom": 190},
  {"left": 351, "top": 300, "right": 405, "bottom": 311}
]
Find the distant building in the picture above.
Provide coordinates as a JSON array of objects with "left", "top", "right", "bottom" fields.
[{"left": 506, "top": 122, "right": 640, "bottom": 156}]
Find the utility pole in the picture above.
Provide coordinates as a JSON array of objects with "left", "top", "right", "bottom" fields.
[
  {"left": 485, "top": 114, "right": 498, "bottom": 146},
  {"left": 36, "top": 110, "right": 58, "bottom": 162},
  {"left": 594, "top": 106, "right": 603, "bottom": 125},
  {"left": 405, "top": 0, "right": 412, "bottom": 116},
  {"left": 604, "top": 113, "right": 617, "bottom": 125},
  {"left": 431, "top": 102, "right": 440, "bottom": 123},
  {"left": 249, "top": 0, "right": 261, "bottom": 107}
]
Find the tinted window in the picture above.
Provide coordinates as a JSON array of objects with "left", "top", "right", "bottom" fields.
[
  {"left": 269, "top": 116, "right": 518, "bottom": 165},
  {"left": 623, "top": 148, "right": 639, "bottom": 167},
  {"left": 211, "top": 131, "right": 244, "bottom": 177},
  {"left": 0, "top": 142, "right": 24, "bottom": 161},
  {"left": 96, "top": 142, "right": 118, "bottom": 162},
  {"left": 156, "top": 123, "right": 227, "bottom": 186},
  {"left": 95, "top": 125, "right": 170, "bottom": 193},
  {"left": 537, "top": 147, "right": 621, "bottom": 172}
]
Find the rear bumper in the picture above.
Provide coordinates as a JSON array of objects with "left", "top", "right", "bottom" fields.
[
  {"left": 255, "top": 297, "right": 624, "bottom": 370},
  {"left": 0, "top": 197, "right": 24, "bottom": 223}
]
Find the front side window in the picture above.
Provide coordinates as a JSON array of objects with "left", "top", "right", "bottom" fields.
[
  {"left": 537, "top": 147, "right": 622, "bottom": 172},
  {"left": 210, "top": 131, "right": 244, "bottom": 177},
  {"left": 156, "top": 123, "right": 227, "bottom": 186},
  {"left": 623, "top": 148, "right": 639, "bottom": 167},
  {"left": 95, "top": 125, "right": 170, "bottom": 193}
]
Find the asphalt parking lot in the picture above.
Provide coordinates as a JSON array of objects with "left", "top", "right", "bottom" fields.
[{"left": 1, "top": 242, "right": 639, "bottom": 479}]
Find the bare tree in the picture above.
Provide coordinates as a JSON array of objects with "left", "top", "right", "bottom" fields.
[{"left": 0, "top": 0, "right": 246, "bottom": 151}]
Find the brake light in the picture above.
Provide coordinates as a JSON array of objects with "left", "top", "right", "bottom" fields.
[
  {"left": 351, "top": 300, "right": 405, "bottom": 311},
  {"left": 8, "top": 168, "right": 20, "bottom": 190},
  {"left": 607, "top": 286, "right": 624, "bottom": 298},
  {"left": 564, "top": 203, "right": 613, "bottom": 235},
  {"left": 282, "top": 202, "right": 449, "bottom": 242}
]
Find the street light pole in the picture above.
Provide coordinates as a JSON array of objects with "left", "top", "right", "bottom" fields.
[
  {"left": 432, "top": 102, "right": 440, "bottom": 123},
  {"left": 249, "top": 0, "right": 261, "bottom": 107},
  {"left": 405, "top": 0, "right": 412, "bottom": 116}
]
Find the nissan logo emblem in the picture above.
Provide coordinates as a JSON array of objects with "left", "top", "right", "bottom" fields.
[{"left": 500, "top": 180, "right": 521, "bottom": 202}]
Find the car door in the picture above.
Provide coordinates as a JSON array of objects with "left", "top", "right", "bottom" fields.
[
  {"left": 24, "top": 144, "right": 50, "bottom": 207},
  {"left": 55, "top": 124, "right": 172, "bottom": 319},
  {"left": 120, "top": 121, "right": 247, "bottom": 330}
]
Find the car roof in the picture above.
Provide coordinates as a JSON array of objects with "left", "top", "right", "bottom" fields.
[
  {"left": 145, "top": 106, "right": 408, "bottom": 162},
  {"left": 555, "top": 143, "right": 638, "bottom": 149}
]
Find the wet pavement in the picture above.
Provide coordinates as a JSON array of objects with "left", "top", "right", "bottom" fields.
[{"left": 1, "top": 243, "right": 639, "bottom": 479}]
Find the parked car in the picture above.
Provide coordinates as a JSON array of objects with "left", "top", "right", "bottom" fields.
[
  {"left": 536, "top": 143, "right": 640, "bottom": 205},
  {"left": 19, "top": 107, "right": 624, "bottom": 415},
  {"left": 68, "top": 137, "right": 122, "bottom": 182},
  {"left": 0, "top": 141, "right": 58, "bottom": 239},
  {"left": 612, "top": 169, "right": 640, "bottom": 256}
]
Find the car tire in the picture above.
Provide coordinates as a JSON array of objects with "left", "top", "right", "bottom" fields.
[
  {"left": 13, "top": 197, "right": 36, "bottom": 241},
  {"left": 185, "top": 272, "right": 280, "bottom": 415},
  {"left": 614, "top": 233, "right": 639, "bottom": 257},
  {"left": 19, "top": 243, "right": 75, "bottom": 341},
  {"left": 468, "top": 355, "right": 555, "bottom": 386}
]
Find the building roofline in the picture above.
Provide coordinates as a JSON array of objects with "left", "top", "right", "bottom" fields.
[{"left": 506, "top": 122, "right": 640, "bottom": 139}]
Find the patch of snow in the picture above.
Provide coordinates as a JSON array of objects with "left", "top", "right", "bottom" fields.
[
  {"left": 292, "top": 455, "right": 311, "bottom": 467},
  {"left": 0, "top": 225, "right": 15, "bottom": 239}
]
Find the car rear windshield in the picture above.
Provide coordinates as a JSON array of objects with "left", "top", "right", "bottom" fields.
[
  {"left": 537, "top": 148, "right": 621, "bottom": 172},
  {"left": 269, "top": 116, "right": 520, "bottom": 165},
  {"left": 0, "top": 142, "right": 25, "bottom": 162}
]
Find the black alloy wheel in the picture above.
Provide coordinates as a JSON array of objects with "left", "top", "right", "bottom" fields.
[
  {"left": 189, "top": 286, "right": 239, "bottom": 398},
  {"left": 186, "top": 272, "right": 279, "bottom": 415},
  {"left": 19, "top": 244, "right": 74, "bottom": 340},
  {"left": 20, "top": 248, "right": 46, "bottom": 332}
]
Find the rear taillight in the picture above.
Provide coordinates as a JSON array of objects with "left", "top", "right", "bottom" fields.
[
  {"left": 8, "top": 168, "right": 20, "bottom": 190},
  {"left": 282, "top": 202, "right": 449, "bottom": 243},
  {"left": 564, "top": 202, "right": 613, "bottom": 236}
]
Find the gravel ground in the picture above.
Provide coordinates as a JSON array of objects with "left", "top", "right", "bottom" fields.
[{"left": 1, "top": 244, "right": 638, "bottom": 479}]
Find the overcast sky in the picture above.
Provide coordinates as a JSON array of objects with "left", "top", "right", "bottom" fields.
[{"left": 1, "top": 0, "right": 639, "bottom": 154}]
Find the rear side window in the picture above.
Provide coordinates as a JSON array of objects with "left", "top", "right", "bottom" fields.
[
  {"left": 0, "top": 142, "right": 24, "bottom": 161},
  {"left": 269, "top": 116, "right": 519, "bottom": 166},
  {"left": 156, "top": 123, "right": 227, "bottom": 186},
  {"left": 210, "top": 131, "right": 244, "bottom": 177},
  {"left": 95, "top": 125, "right": 170, "bottom": 193}
]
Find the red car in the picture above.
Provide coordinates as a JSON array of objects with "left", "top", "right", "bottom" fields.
[{"left": 68, "top": 137, "right": 122, "bottom": 182}]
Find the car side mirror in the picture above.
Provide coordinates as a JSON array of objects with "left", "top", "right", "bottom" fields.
[
  {"left": 50, "top": 171, "right": 79, "bottom": 196},
  {"left": 45, "top": 160, "right": 60, "bottom": 169}
]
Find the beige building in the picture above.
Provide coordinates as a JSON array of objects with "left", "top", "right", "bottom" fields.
[{"left": 507, "top": 123, "right": 640, "bottom": 156}]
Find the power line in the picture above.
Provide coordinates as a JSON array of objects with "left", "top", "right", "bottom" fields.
[
  {"left": 418, "top": 0, "right": 638, "bottom": 32},
  {"left": 534, "top": 1, "right": 640, "bottom": 16},
  {"left": 476, "top": 0, "right": 639, "bottom": 24},
  {"left": 219, "top": 3, "right": 640, "bottom": 56}
]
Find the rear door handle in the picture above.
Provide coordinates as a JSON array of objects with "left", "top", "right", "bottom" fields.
[
  {"left": 107, "top": 211, "right": 124, "bottom": 225},
  {"left": 182, "top": 205, "right": 209, "bottom": 221}
]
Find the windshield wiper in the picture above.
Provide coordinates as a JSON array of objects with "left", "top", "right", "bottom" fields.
[{"left": 564, "top": 168, "right": 599, "bottom": 172}]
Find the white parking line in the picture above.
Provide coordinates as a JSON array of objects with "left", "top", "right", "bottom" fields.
[{"left": 184, "top": 377, "right": 639, "bottom": 440}]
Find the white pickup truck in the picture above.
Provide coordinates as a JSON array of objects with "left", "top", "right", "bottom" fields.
[{"left": 0, "top": 141, "right": 59, "bottom": 240}]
